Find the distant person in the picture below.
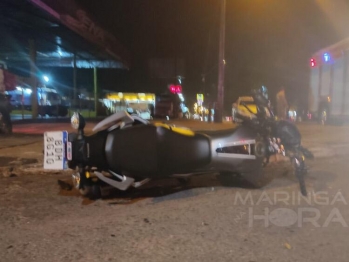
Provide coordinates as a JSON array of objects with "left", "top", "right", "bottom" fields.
[
  {"left": 276, "top": 86, "right": 288, "bottom": 120},
  {"left": 0, "top": 93, "right": 12, "bottom": 134},
  {"left": 260, "top": 85, "right": 269, "bottom": 100}
]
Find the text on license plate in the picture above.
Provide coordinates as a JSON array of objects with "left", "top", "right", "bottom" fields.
[{"left": 44, "top": 131, "right": 68, "bottom": 170}]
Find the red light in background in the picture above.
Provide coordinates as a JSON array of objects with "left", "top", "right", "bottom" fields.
[
  {"left": 175, "top": 85, "right": 182, "bottom": 93},
  {"left": 169, "top": 84, "right": 182, "bottom": 94},
  {"left": 169, "top": 85, "right": 176, "bottom": 94},
  {"left": 310, "top": 58, "right": 316, "bottom": 67}
]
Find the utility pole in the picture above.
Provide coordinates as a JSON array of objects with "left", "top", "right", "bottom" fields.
[
  {"left": 73, "top": 51, "right": 77, "bottom": 110},
  {"left": 214, "top": 0, "right": 226, "bottom": 123},
  {"left": 29, "top": 39, "right": 38, "bottom": 119},
  {"left": 93, "top": 67, "right": 98, "bottom": 115}
]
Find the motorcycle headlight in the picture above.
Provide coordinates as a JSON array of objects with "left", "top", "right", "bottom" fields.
[{"left": 71, "top": 112, "right": 85, "bottom": 130}]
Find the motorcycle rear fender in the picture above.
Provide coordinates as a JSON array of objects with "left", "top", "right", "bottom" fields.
[{"left": 92, "top": 111, "right": 134, "bottom": 132}]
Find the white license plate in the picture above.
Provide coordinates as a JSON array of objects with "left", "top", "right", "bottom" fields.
[{"left": 44, "top": 131, "right": 68, "bottom": 170}]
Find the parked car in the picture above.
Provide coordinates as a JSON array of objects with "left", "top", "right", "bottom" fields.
[{"left": 232, "top": 96, "right": 258, "bottom": 123}]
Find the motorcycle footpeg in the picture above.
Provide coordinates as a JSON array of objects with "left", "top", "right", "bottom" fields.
[
  {"left": 133, "top": 178, "right": 151, "bottom": 188},
  {"left": 94, "top": 171, "right": 135, "bottom": 191}
]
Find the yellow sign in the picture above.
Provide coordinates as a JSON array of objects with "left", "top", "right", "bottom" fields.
[
  {"left": 106, "top": 92, "right": 155, "bottom": 102},
  {"left": 196, "top": 93, "right": 204, "bottom": 102}
]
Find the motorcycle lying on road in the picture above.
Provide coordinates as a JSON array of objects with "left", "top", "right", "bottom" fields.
[{"left": 44, "top": 90, "right": 313, "bottom": 198}]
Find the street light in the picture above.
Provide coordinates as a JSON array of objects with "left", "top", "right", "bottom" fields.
[
  {"left": 214, "top": 0, "right": 226, "bottom": 123},
  {"left": 43, "top": 75, "right": 50, "bottom": 83}
]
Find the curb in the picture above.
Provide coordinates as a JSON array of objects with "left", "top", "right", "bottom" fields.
[{"left": 11, "top": 117, "right": 104, "bottom": 125}]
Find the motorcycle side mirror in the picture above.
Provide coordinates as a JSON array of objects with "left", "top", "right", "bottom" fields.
[{"left": 71, "top": 112, "right": 86, "bottom": 132}]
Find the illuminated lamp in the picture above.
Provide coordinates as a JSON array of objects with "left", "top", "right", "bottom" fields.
[
  {"left": 323, "top": 53, "right": 331, "bottom": 62},
  {"left": 169, "top": 85, "right": 176, "bottom": 94},
  {"left": 310, "top": 58, "right": 316, "bottom": 67},
  {"left": 175, "top": 85, "right": 182, "bottom": 93}
]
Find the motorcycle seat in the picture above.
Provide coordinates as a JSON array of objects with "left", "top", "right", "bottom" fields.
[{"left": 105, "top": 125, "right": 211, "bottom": 176}]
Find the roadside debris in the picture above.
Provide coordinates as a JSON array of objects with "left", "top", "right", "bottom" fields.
[{"left": 284, "top": 242, "right": 292, "bottom": 249}]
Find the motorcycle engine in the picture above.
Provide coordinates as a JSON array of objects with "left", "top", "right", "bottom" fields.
[{"left": 272, "top": 120, "right": 301, "bottom": 149}]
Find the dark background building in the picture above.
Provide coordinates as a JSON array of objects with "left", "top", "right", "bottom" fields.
[
  {"left": 74, "top": 0, "right": 349, "bottom": 112},
  {"left": 6, "top": 0, "right": 346, "bottom": 114}
]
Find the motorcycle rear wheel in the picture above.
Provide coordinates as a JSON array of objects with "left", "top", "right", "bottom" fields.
[
  {"left": 80, "top": 184, "right": 101, "bottom": 200},
  {"left": 72, "top": 172, "right": 101, "bottom": 199}
]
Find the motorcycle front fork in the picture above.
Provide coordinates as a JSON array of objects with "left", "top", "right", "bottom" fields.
[
  {"left": 292, "top": 153, "right": 307, "bottom": 196},
  {"left": 265, "top": 145, "right": 308, "bottom": 196}
]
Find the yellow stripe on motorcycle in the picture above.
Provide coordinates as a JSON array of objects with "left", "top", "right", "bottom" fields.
[{"left": 153, "top": 123, "right": 195, "bottom": 136}]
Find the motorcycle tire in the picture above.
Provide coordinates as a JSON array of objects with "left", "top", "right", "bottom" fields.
[{"left": 80, "top": 184, "right": 101, "bottom": 200}]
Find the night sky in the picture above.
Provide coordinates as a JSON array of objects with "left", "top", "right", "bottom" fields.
[{"left": 71, "top": 0, "right": 349, "bottom": 111}]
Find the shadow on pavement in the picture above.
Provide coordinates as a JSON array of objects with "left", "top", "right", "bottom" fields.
[{"left": 56, "top": 172, "right": 297, "bottom": 205}]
